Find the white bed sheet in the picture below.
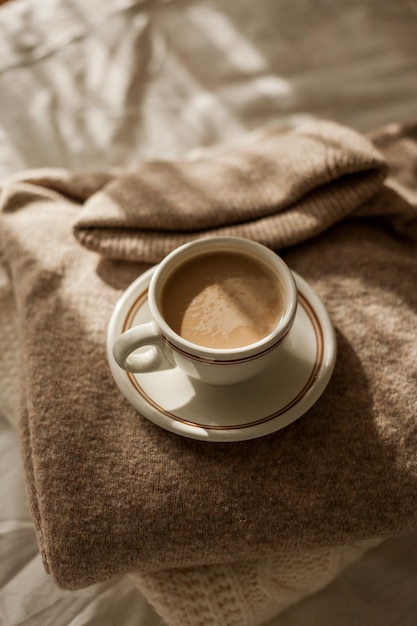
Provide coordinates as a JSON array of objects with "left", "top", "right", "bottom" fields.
[{"left": 1, "top": 1, "right": 417, "bottom": 625}]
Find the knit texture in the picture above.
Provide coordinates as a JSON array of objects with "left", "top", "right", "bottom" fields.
[
  {"left": 73, "top": 120, "right": 386, "bottom": 261},
  {"left": 0, "top": 248, "right": 382, "bottom": 626},
  {"left": 0, "top": 119, "right": 416, "bottom": 593},
  {"left": 0, "top": 265, "right": 20, "bottom": 425},
  {"left": 131, "top": 539, "right": 382, "bottom": 626}
]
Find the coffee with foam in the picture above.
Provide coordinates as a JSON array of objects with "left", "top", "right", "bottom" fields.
[{"left": 161, "top": 251, "right": 285, "bottom": 349}]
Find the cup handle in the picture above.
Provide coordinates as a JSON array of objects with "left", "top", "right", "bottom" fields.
[{"left": 113, "top": 321, "right": 167, "bottom": 373}]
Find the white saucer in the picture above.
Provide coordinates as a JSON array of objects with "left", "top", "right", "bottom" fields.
[{"left": 107, "top": 267, "right": 336, "bottom": 442}]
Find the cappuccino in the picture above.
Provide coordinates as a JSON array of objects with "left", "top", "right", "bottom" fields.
[{"left": 161, "top": 251, "right": 284, "bottom": 349}]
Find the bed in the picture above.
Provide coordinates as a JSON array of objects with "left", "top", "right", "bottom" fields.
[{"left": 1, "top": 1, "right": 417, "bottom": 625}]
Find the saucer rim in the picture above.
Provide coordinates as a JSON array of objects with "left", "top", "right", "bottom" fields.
[{"left": 107, "top": 267, "right": 336, "bottom": 442}]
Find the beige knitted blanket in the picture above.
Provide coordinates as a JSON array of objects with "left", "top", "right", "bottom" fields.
[
  {"left": 0, "top": 271, "right": 384, "bottom": 626},
  {"left": 0, "top": 120, "right": 416, "bottom": 604}
]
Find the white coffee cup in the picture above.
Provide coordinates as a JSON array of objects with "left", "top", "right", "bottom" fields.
[{"left": 112, "top": 237, "right": 298, "bottom": 385}]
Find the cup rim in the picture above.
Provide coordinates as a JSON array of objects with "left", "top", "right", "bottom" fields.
[{"left": 147, "top": 236, "right": 298, "bottom": 361}]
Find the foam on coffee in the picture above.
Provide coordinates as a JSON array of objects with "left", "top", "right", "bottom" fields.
[{"left": 160, "top": 251, "right": 285, "bottom": 349}]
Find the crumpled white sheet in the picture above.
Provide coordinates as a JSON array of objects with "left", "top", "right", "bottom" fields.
[
  {"left": 1, "top": 0, "right": 417, "bottom": 625},
  {"left": 2, "top": 0, "right": 417, "bottom": 179}
]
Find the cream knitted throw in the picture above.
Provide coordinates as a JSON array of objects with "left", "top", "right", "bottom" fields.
[
  {"left": 131, "top": 540, "right": 382, "bottom": 626},
  {"left": 0, "top": 121, "right": 416, "bottom": 625}
]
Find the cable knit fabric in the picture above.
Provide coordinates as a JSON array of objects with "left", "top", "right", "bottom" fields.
[
  {"left": 131, "top": 540, "right": 382, "bottom": 626},
  {"left": 0, "top": 120, "right": 416, "bottom": 602}
]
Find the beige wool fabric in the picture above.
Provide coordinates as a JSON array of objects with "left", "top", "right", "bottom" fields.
[
  {"left": 0, "top": 265, "right": 384, "bottom": 626},
  {"left": 0, "top": 231, "right": 384, "bottom": 626},
  {"left": 73, "top": 119, "right": 387, "bottom": 260},
  {"left": 0, "top": 119, "right": 416, "bottom": 600}
]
